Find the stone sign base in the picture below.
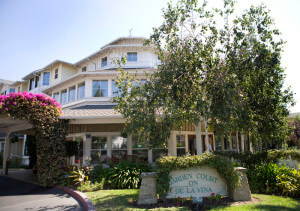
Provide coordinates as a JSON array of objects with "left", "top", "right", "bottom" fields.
[
  {"left": 233, "top": 167, "right": 252, "bottom": 201},
  {"left": 137, "top": 172, "right": 157, "bottom": 205}
]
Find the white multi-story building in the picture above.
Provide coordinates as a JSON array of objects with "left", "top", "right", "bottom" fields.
[{"left": 1, "top": 37, "right": 252, "bottom": 165}]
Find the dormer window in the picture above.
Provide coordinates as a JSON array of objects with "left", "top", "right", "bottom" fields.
[
  {"left": 101, "top": 57, "right": 107, "bottom": 67},
  {"left": 54, "top": 68, "right": 58, "bottom": 79},
  {"left": 127, "top": 52, "right": 137, "bottom": 62},
  {"left": 81, "top": 66, "right": 87, "bottom": 72}
]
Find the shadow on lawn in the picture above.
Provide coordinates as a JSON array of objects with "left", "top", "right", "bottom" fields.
[
  {"left": 250, "top": 204, "right": 300, "bottom": 211},
  {"left": 249, "top": 197, "right": 300, "bottom": 211}
]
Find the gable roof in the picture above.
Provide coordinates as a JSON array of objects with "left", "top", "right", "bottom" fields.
[
  {"left": 0, "top": 79, "right": 15, "bottom": 85},
  {"left": 22, "top": 60, "right": 74, "bottom": 80}
]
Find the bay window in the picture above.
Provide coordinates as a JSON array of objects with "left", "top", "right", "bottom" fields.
[{"left": 93, "top": 80, "right": 108, "bottom": 97}]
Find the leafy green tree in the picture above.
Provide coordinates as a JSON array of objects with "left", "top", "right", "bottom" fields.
[{"left": 113, "top": 0, "right": 294, "bottom": 149}]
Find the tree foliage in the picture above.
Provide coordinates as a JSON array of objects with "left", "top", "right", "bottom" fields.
[{"left": 113, "top": 0, "right": 294, "bottom": 148}]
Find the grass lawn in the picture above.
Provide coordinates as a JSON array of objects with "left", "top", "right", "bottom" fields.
[
  {"left": 84, "top": 189, "right": 189, "bottom": 211},
  {"left": 85, "top": 190, "right": 300, "bottom": 211}
]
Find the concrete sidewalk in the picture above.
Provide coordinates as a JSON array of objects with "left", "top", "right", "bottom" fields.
[{"left": 0, "top": 174, "right": 84, "bottom": 211}]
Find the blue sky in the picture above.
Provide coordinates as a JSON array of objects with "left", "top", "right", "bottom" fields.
[{"left": 0, "top": 0, "right": 299, "bottom": 112}]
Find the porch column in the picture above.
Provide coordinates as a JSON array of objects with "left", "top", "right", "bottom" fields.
[
  {"left": 148, "top": 149, "right": 153, "bottom": 163},
  {"left": 2, "top": 132, "right": 10, "bottom": 175},
  {"left": 236, "top": 133, "right": 240, "bottom": 153},
  {"left": 204, "top": 118, "right": 209, "bottom": 153},
  {"left": 229, "top": 134, "right": 233, "bottom": 150},
  {"left": 241, "top": 134, "right": 245, "bottom": 152},
  {"left": 127, "top": 135, "right": 132, "bottom": 155},
  {"left": 168, "top": 131, "right": 176, "bottom": 156},
  {"left": 83, "top": 134, "right": 91, "bottom": 165},
  {"left": 213, "top": 134, "right": 216, "bottom": 151},
  {"left": 107, "top": 135, "right": 112, "bottom": 157},
  {"left": 249, "top": 139, "right": 253, "bottom": 153},
  {"left": 185, "top": 134, "right": 188, "bottom": 153},
  {"left": 195, "top": 123, "right": 203, "bottom": 156}
]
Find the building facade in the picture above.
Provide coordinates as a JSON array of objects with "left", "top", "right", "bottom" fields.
[{"left": 0, "top": 37, "right": 250, "bottom": 165}]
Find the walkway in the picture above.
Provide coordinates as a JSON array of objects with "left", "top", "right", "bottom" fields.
[{"left": 0, "top": 169, "right": 84, "bottom": 211}]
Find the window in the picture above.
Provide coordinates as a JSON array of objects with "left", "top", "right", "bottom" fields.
[
  {"left": 91, "top": 136, "right": 107, "bottom": 163},
  {"left": 112, "top": 135, "right": 127, "bottom": 158},
  {"left": 9, "top": 88, "right": 15, "bottom": 93},
  {"left": 61, "top": 89, "right": 67, "bottom": 104},
  {"left": 231, "top": 134, "right": 237, "bottom": 149},
  {"left": 140, "top": 79, "right": 147, "bottom": 85},
  {"left": 127, "top": 52, "right": 137, "bottom": 62},
  {"left": 75, "top": 136, "right": 84, "bottom": 163},
  {"left": 77, "top": 82, "right": 85, "bottom": 99},
  {"left": 54, "top": 68, "right": 58, "bottom": 79},
  {"left": 29, "top": 78, "right": 34, "bottom": 90},
  {"left": 81, "top": 66, "right": 87, "bottom": 72},
  {"left": 153, "top": 149, "right": 168, "bottom": 162},
  {"left": 69, "top": 86, "right": 76, "bottom": 102},
  {"left": 176, "top": 135, "right": 186, "bottom": 156},
  {"left": 53, "top": 92, "right": 59, "bottom": 102},
  {"left": 101, "top": 57, "right": 107, "bottom": 67},
  {"left": 93, "top": 80, "right": 108, "bottom": 97},
  {"left": 17, "top": 86, "right": 20, "bottom": 92},
  {"left": 111, "top": 80, "right": 120, "bottom": 97},
  {"left": 132, "top": 135, "right": 148, "bottom": 162},
  {"left": 43, "top": 72, "right": 50, "bottom": 85},
  {"left": 35, "top": 76, "right": 39, "bottom": 88}
]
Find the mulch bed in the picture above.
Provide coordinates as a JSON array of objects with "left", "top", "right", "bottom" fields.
[{"left": 132, "top": 196, "right": 261, "bottom": 210}]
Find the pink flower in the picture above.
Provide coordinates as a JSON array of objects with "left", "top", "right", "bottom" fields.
[
  {"left": 211, "top": 193, "right": 215, "bottom": 196},
  {"left": 86, "top": 166, "right": 89, "bottom": 170},
  {"left": 178, "top": 196, "right": 180, "bottom": 199}
]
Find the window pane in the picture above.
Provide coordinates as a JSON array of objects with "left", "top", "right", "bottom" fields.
[
  {"left": 77, "top": 82, "right": 85, "bottom": 99},
  {"left": 93, "top": 80, "right": 108, "bottom": 97},
  {"left": 55, "top": 68, "right": 58, "bottom": 79},
  {"left": 69, "top": 86, "right": 76, "bottom": 102},
  {"left": 53, "top": 92, "right": 59, "bottom": 102},
  {"left": 43, "top": 72, "right": 50, "bottom": 85},
  {"left": 101, "top": 57, "right": 107, "bottom": 67},
  {"left": 127, "top": 52, "right": 137, "bottom": 62},
  {"left": 231, "top": 134, "right": 237, "bottom": 149},
  {"left": 132, "top": 149, "right": 148, "bottom": 162},
  {"left": 92, "top": 136, "right": 107, "bottom": 149},
  {"left": 111, "top": 80, "right": 120, "bottom": 97},
  {"left": 61, "top": 89, "right": 67, "bottom": 104},
  {"left": 176, "top": 135, "right": 185, "bottom": 147},
  {"left": 112, "top": 136, "right": 127, "bottom": 149},
  {"left": 132, "top": 134, "right": 146, "bottom": 148}
]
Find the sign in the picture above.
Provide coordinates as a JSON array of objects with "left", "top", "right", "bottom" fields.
[{"left": 167, "top": 166, "right": 227, "bottom": 198}]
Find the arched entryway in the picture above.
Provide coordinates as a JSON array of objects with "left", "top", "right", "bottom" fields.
[{"left": 0, "top": 92, "right": 67, "bottom": 186}]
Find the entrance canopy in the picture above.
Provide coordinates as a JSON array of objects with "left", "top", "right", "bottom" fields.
[{"left": 0, "top": 117, "right": 32, "bottom": 174}]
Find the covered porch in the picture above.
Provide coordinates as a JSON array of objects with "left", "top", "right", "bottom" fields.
[{"left": 0, "top": 117, "right": 32, "bottom": 175}]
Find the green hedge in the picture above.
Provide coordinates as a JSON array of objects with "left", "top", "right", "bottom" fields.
[
  {"left": 155, "top": 153, "right": 241, "bottom": 198},
  {"left": 213, "top": 149, "right": 300, "bottom": 168}
]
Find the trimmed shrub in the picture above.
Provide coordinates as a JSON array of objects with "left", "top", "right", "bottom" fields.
[
  {"left": 247, "top": 163, "right": 300, "bottom": 197},
  {"left": 90, "top": 160, "right": 152, "bottom": 189}
]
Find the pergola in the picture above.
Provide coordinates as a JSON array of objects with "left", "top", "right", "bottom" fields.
[{"left": 0, "top": 117, "right": 32, "bottom": 174}]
